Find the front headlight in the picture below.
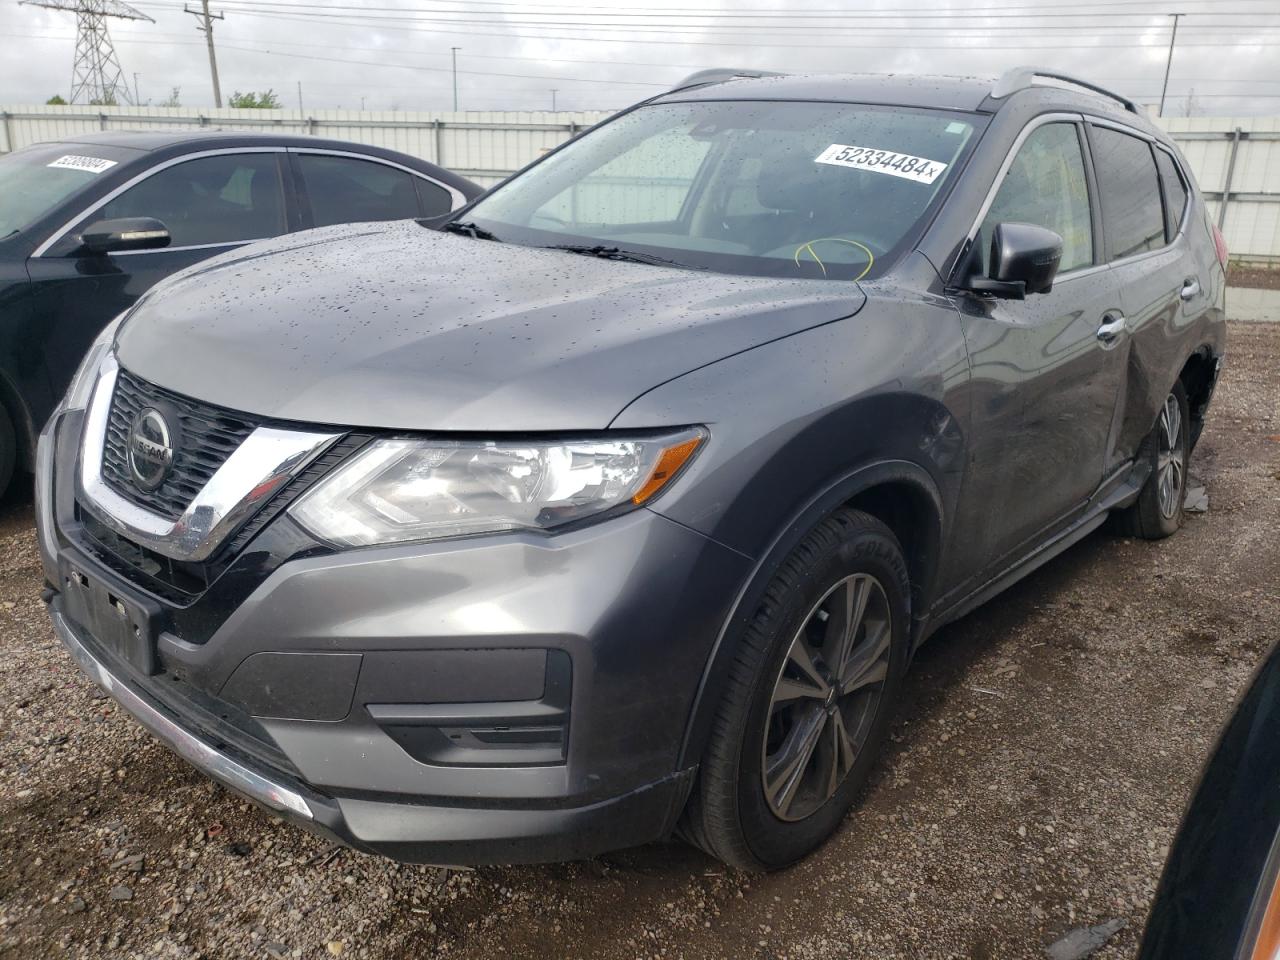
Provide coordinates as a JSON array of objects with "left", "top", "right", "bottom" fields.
[
  {"left": 290, "top": 428, "right": 706, "bottom": 548},
  {"left": 60, "top": 312, "right": 126, "bottom": 414}
]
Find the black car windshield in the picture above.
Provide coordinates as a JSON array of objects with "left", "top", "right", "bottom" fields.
[
  {"left": 461, "top": 100, "right": 982, "bottom": 280},
  {"left": 0, "top": 143, "right": 134, "bottom": 239}
]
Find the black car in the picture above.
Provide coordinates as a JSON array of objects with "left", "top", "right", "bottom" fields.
[
  {"left": 1140, "top": 639, "right": 1280, "bottom": 960},
  {"left": 37, "top": 68, "right": 1226, "bottom": 869},
  {"left": 0, "top": 131, "right": 480, "bottom": 494}
]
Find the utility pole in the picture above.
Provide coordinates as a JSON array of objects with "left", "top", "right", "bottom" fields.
[
  {"left": 1158, "top": 13, "right": 1182, "bottom": 118},
  {"left": 133, "top": 72, "right": 140, "bottom": 104},
  {"left": 296, "top": 80, "right": 304, "bottom": 114},
  {"left": 185, "top": 0, "right": 224, "bottom": 108},
  {"left": 550, "top": 88, "right": 558, "bottom": 111},
  {"left": 451, "top": 46, "right": 460, "bottom": 111}
]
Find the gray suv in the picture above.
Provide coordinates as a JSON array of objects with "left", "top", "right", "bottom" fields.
[{"left": 37, "top": 68, "right": 1226, "bottom": 870}]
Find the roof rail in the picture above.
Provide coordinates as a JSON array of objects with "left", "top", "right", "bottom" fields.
[
  {"left": 670, "top": 69, "right": 786, "bottom": 93},
  {"left": 990, "top": 67, "right": 1138, "bottom": 114}
]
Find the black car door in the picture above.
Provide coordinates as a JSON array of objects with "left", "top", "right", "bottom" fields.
[
  {"left": 1086, "top": 124, "right": 1212, "bottom": 470},
  {"left": 25, "top": 149, "right": 292, "bottom": 414},
  {"left": 949, "top": 119, "right": 1129, "bottom": 574}
]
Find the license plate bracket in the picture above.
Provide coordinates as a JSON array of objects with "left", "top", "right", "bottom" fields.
[{"left": 60, "top": 563, "right": 158, "bottom": 675}]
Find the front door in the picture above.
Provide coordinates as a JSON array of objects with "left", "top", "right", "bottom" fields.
[
  {"left": 948, "top": 120, "right": 1128, "bottom": 579},
  {"left": 26, "top": 150, "right": 290, "bottom": 419}
]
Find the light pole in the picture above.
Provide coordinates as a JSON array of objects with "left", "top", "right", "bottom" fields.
[
  {"left": 1158, "top": 13, "right": 1183, "bottom": 118},
  {"left": 451, "top": 46, "right": 460, "bottom": 111}
]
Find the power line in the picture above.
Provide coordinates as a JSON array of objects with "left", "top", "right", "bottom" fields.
[
  {"left": 134, "top": 0, "right": 1280, "bottom": 18},
  {"left": 169, "top": 9, "right": 1280, "bottom": 49}
]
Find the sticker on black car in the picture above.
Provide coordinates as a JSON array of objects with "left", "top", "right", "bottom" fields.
[
  {"left": 814, "top": 144, "right": 947, "bottom": 185},
  {"left": 46, "top": 155, "right": 119, "bottom": 174}
]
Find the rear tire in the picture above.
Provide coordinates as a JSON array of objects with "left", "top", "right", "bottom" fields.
[
  {"left": 0, "top": 404, "right": 15, "bottom": 499},
  {"left": 679, "top": 508, "right": 910, "bottom": 870},
  {"left": 1113, "top": 380, "right": 1190, "bottom": 540}
]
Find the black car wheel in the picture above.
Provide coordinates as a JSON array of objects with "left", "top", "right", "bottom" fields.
[
  {"left": 680, "top": 508, "right": 910, "bottom": 870},
  {"left": 1114, "top": 380, "right": 1191, "bottom": 540}
]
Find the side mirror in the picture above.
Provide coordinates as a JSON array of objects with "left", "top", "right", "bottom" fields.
[
  {"left": 79, "top": 218, "right": 171, "bottom": 255},
  {"left": 969, "top": 222, "right": 1063, "bottom": 299}
]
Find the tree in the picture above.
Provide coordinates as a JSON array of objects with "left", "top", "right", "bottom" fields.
[
  {"left": 160, "top": 86, "right": 181, "bottom": 108},
  {"left": 46, "top": 94, "right": 68, "bottom": 105},
  {"left": 88, "top": 94, "right": 118, "bottom": 106},
  {"left": 227, "top": 90, "right": 282, "bottom": 109}
]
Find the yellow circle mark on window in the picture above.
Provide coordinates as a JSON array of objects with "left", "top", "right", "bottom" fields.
[{"left": 792, "top": 238, "right": 875, "bottom": 282}]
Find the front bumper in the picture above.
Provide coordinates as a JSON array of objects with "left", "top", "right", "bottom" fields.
[
  {"left": 38, "top": 404, "right": 752, "bottom": 864},
  {"left": 51, "top": 604, "right": 697, "bottom": 864}
]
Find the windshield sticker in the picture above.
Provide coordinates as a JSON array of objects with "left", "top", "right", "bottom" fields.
[
  {"left": 815, "top": 144, "right": 947, "bottom": 185},
  {"left": 46, "top": 155, "right": 118, "bottom": 174}
]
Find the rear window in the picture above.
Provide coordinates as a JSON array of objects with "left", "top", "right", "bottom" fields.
[
  {"left": 1089, "top": 126, "right": 1166, "bottom": 260},
  {"left": 1154, "top": 148, "right": 1189, "bottom": 241},
  {"left": 0, "top": 143, "right": 134, "bottom": 239}
]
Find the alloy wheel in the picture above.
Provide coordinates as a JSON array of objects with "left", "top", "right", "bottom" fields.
[
  {"left": 1157, "top": 392, "right": 1185, "bottom": 519},
  {"left": 761, "top": 573, "right": 892, "bottom": 822}
]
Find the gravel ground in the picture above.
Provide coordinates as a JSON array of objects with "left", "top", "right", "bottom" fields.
[
  {"left": 2, "top": 320, "right": 1278, "bottom": 960},
  {"left": 1229, "top": 266, "right": 1280, "bottom": 291}
]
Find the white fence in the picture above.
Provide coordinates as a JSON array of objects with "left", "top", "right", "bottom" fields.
[
  {"left": 1154, "top": 116, "right": 1280, "bottom": 267},
  {"left": 0, "top": 105, "right": 613, "bottom": 187},
  {"left": 1, "top": 105, "right": 1277, "bottom": 263}
]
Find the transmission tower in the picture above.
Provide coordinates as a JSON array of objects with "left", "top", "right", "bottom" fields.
[{"left": 18, "top": 0, "right": 154, "bottom": 106}]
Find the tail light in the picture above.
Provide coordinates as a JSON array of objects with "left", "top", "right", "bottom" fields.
[{"left": 1212, "top": 223, "right": 1229, "bottom": 269}]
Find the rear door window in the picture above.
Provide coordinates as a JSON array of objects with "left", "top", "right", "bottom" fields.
[
  {"left": 295, "top": 154, "right": 422, "bottom": 227},
  {"left": 99, "top": 153, "right": 286, "bottom": 247},
  {"left": 1154, "top": 149, "right": 1189, "bottom": 241},
  {"left": 1089, "top": 126, "right": 1166, "bottom": 260}
]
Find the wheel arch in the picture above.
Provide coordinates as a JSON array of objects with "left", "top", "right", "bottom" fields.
[
  {"left": 1177, "top": 344, "right": 1220, "bottom": 451},
  {"left": 676, "top": 459, "right": 944, "bottom": 770},
  {"left": 0, "top": 367, "right": 36, "bottom": 474}
]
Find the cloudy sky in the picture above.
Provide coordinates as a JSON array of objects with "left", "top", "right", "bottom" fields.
[{"left": 1, "top": 0, "right": 1277, "bottom": 115}]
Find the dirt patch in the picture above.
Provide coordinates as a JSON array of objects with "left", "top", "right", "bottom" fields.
[
  {"left": 0, "top": 322, "right": 1277, "bottom": 960},
  {"left": 1228, "top": 265, "right": 1280, "bottom": 290}
]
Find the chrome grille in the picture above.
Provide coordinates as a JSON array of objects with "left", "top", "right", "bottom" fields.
[{"left": 102, "top": 369, "right": 259, "bottom": 521}]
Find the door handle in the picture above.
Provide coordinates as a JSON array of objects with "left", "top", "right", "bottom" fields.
[
  {"left": 1180, "top": 277, "right": 1201, "bottom": 301},
  {"left": 1097, "top": 313, "right": 1127, "bottom": 343}
]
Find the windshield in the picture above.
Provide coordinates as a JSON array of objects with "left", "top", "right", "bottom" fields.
[
  {"left": 462, "top": 100, "right": 981, "bottom": 281},
  {"left": 0, "top": 143, "right": 133, "bottom": 239}
]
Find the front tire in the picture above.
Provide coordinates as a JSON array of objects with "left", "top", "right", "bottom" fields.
[
  {"left": 680, "top": 508, "right": 910, "bottom": 870},
  {"left": 1113, "top": 381, "right": 1191, "bottom": 540}
]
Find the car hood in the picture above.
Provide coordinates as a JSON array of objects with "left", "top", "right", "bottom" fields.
[{"left": 116, "top": 220, "right": 866, "bottom": 431}]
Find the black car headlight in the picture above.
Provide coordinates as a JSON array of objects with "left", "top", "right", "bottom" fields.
[{"left": 290, "top": 428, "right": 705, "bottom": 547}]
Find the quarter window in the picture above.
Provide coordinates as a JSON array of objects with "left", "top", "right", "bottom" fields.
[
  {"left": 415, "top": 178, "right": 454, "bottom": 217},
  {"left": 1154, "top": 149, "right": 1188, "bottom": 241},
  {"left": 979, "top": 123, "right": 1094, "bottom": 275},
  {"left": 296, "top": 154, "right": 422, "bottom": 227},
  {"left": 1089, "top": 126, "right": 1166, "bottom": 260},
  {"left": 99, "top": 153, "right": 286, "bottom": 247}
]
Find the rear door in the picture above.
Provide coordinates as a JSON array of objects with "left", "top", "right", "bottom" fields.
[
  {"left": 1086, "top": 122, "right": 1210, "bottom": 468},
  {"left": 26, "top": 149, "right": 292, "bottom": 405},
  {"left": 289, "top": 150, "right": 453, "bottom": 227},
  {"left": 950, "top": 118, "right": 1129, "bottom": 572}
]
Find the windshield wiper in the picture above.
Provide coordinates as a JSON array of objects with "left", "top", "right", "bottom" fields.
[
  {"left": 442, "top": 220, "right": 501, "bottom": 241},
  {"left": 548, "top": 244, "right": 703, "bottom": 270}
]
